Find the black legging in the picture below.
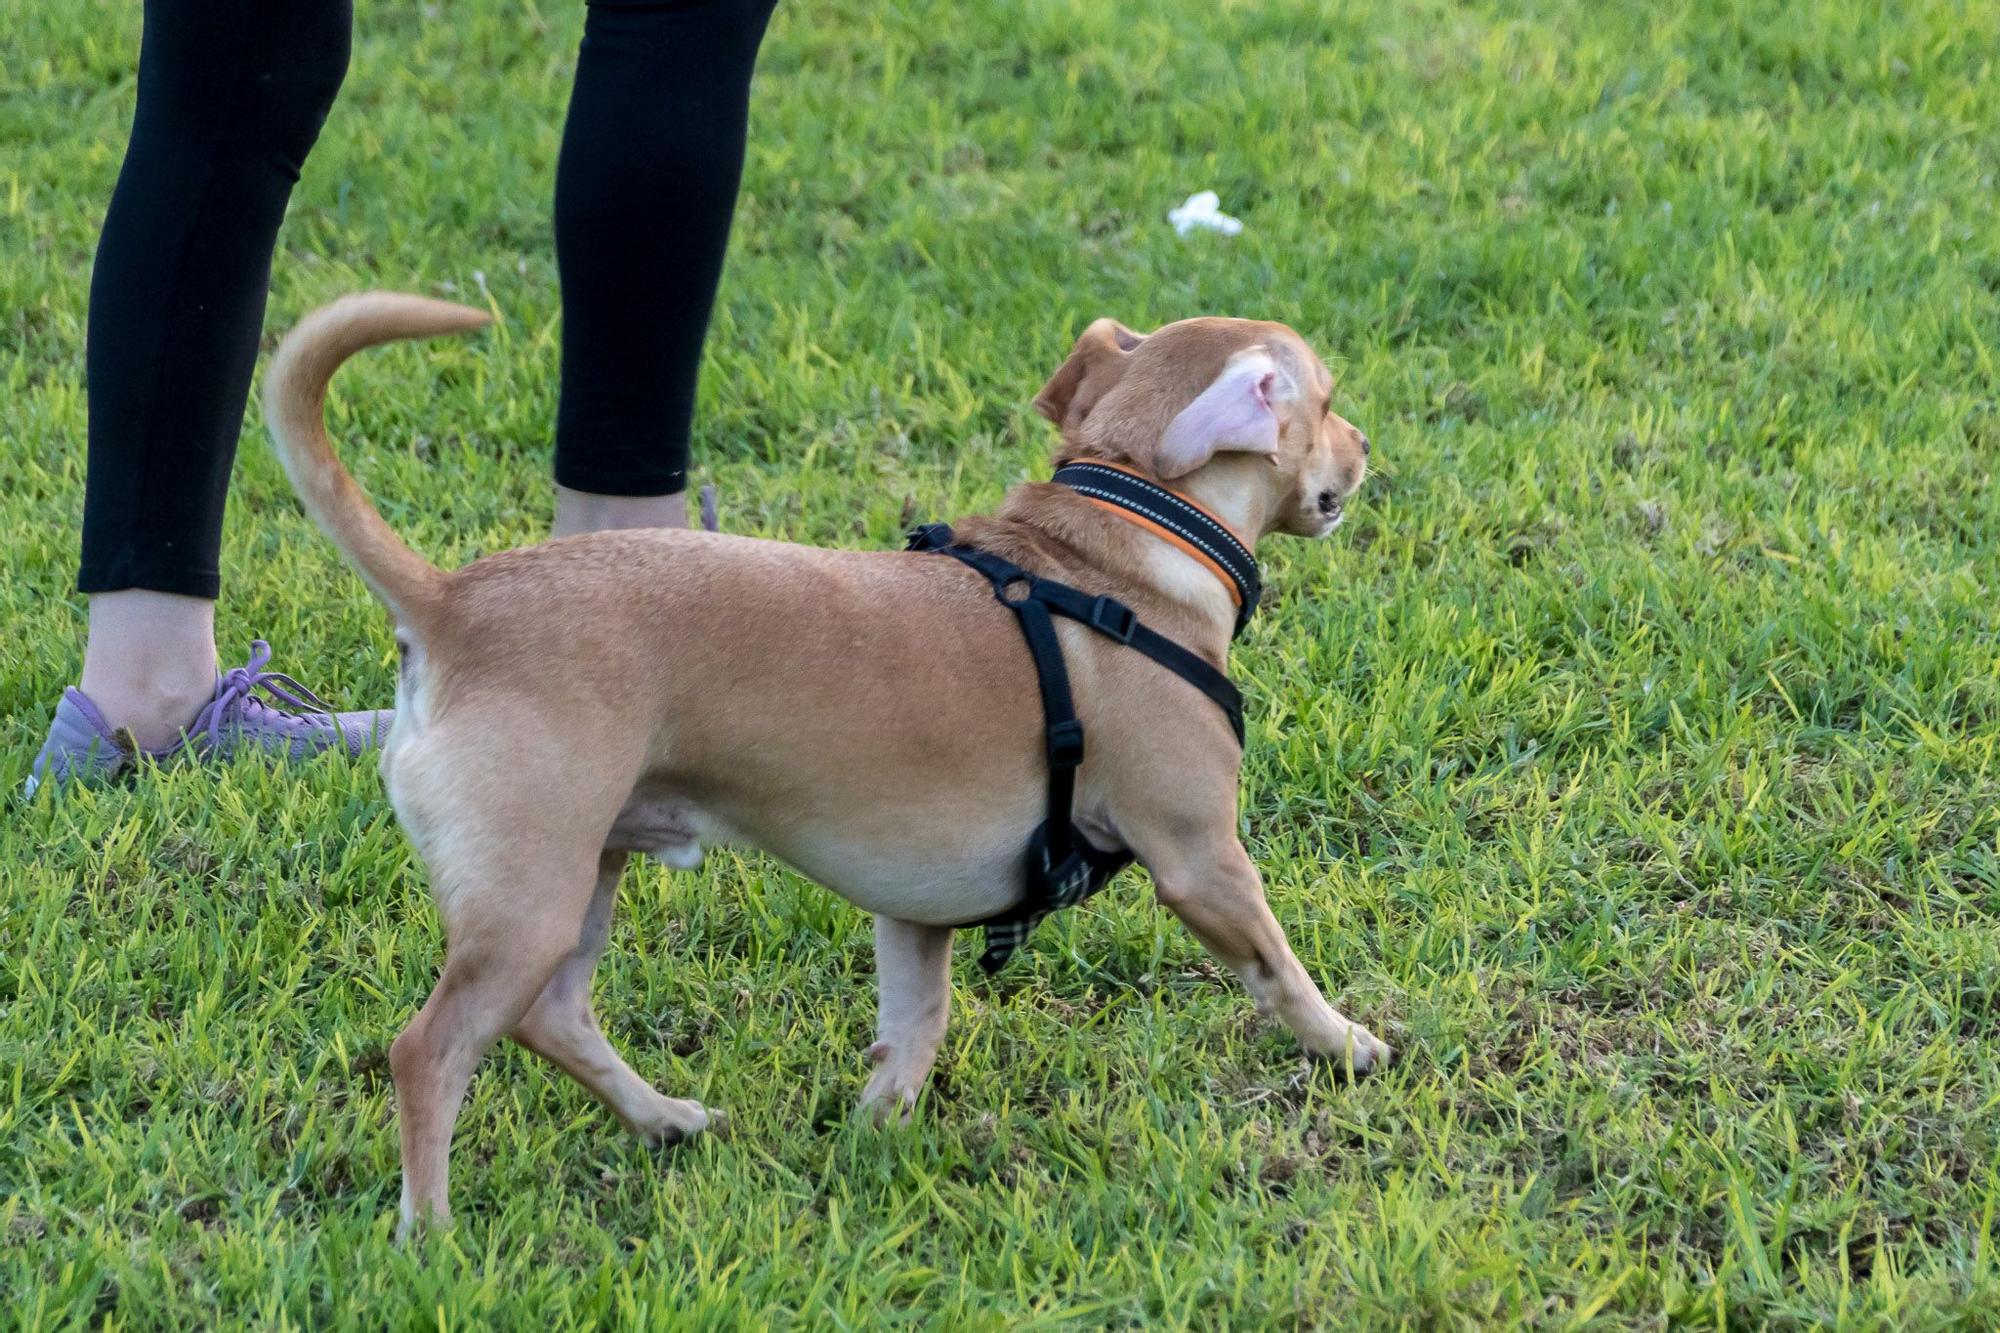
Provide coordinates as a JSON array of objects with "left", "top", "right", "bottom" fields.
[{"left": 79, "top": 0, "right": 778, "bottom": 599}]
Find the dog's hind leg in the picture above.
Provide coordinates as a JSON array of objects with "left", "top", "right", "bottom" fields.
[
  {"left": 387, "top": 835, "right": 601, "bottom": 1239},
  {"left": 859, "top": 915, "right": 954, "bottom": 1123},
  {"left": 510, "top": 849, "right": 721, "bottom": 1145}
]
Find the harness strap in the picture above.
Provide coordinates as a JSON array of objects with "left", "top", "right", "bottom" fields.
[
  {"left": 908, "top": 522, "right": 1245, "bottom": 970},
  {"left": 1019, "top": 575, "right": 1245, "bottom": 746},
  {"left": 909, "top": 526, "right": 1244, "bottom": 745},
  {"left": 1015, "top": 594, "right": 1081, "bottom": 861}
]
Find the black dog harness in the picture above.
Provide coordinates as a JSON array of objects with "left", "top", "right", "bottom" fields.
[{"left": 908, "top": 461, "right": 1259, "bottom": 971}]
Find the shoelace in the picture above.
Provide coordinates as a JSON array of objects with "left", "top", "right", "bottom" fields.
[{"left": 187, "top": 639, "right": 337, "bottom": 737}]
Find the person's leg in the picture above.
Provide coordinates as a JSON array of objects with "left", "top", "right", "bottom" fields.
[
  {"left": 76, "top": 0, "right": 352, "bottom": 745},
  {"left": 32, "top": 0, "right": 374, "bottom": 793},
  {"left": 549, "top": 0, "right": 779, "bottom": 538}
]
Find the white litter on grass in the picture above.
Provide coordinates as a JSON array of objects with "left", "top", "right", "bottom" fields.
[{"left": 1168, "top": 190, "right": 1244, "bottom": 237}]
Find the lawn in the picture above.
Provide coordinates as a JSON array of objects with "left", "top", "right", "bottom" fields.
[{"left": 5, "top": 0, "right": 2000, "bottom": 1325}]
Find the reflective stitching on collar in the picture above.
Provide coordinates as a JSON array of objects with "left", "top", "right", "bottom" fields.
[
  {"left": 1056, "top": 463, "right": 1256, "bottom": 569},
  {"left": 1062, "top": 480, "right": 1244, "bottom": 584},
  {"left": 1052, "top": 460, "right": 1263, "bottom": 639}
]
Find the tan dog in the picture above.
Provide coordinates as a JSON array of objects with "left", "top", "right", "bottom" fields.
[{"left": 265, "top": 294, "right": 1387, "bottom": 1235}]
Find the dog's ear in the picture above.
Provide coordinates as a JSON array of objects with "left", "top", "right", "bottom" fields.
[
  {"left": 1033, "top": 318, "right": 1146, "bottom": 430},
  {"left": 1155, "top": 349, "right": 1286, "bottom": 478}
]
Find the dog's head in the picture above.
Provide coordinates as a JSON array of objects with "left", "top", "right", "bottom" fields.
[{"left": 1033, "top": 317, "right": 1368, "bottom": 540}]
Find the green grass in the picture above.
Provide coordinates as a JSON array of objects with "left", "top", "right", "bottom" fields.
[{"left": 5, "top": 0, "right": 2000, "bottom": 1325}]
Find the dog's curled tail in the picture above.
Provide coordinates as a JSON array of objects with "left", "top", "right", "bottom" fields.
[{"left": 265, "top": 293, "right": 492, "bottom": 630}]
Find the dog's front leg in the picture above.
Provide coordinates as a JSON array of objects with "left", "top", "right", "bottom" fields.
[
  {"left": 861, "top": 916, "right": 954, "bottom": 1123},
  {"left": 1150, "top": 839, "right": 1391, "bottom": 1072}
]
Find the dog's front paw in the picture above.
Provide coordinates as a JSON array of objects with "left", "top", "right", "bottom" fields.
[
  {"left": 1308, "top": 1023, "right": 1393, "bottom": 1075},
  {"left": 859, "top": 1041, "right": 932, "bottom": 1126},
  {"left": 633, "top": 1096, "right": 725, "bottom": 1148},
  {"left": 394, "top": 1205, "right": 450, "bottom": 1246}
]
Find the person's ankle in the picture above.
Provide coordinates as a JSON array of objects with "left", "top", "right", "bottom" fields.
[
  {"left": 552, "top": 485, "right": 688, "bottom": 538},
  {"left": 77, "top": 589, "right": 219, "bottom": 750},
  {"left": 79, "top": 671, "right": 214, "bottom": 750}
]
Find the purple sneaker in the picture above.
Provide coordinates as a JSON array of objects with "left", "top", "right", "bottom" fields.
[{"left": 26, "top": 640, "right": 391, "bottom": 796}]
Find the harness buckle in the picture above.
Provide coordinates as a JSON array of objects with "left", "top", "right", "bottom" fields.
[
  {"left": 1087, "top": 596, "right": 1137, "bottom": 643},
  {"left": 1046, "top": 719, "right": 1085, "bottom": 769}
]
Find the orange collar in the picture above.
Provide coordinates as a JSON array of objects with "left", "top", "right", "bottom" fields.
[{"left": 1052, "top": 459, "right": 1261, "bottom": 636}]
